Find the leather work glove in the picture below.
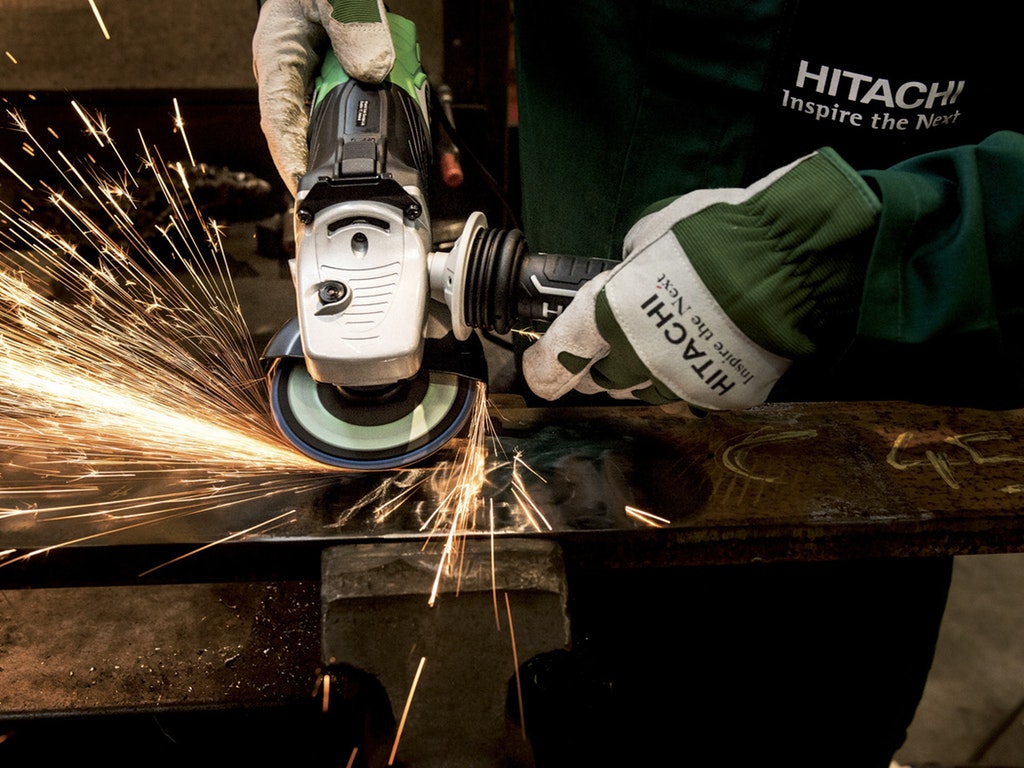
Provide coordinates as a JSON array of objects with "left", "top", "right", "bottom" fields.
[
  {"left": 522, "top": 148, "right": 882, "bottom": 411},
  {"left": 252, "top": 0, "right": 394, "bottom": 195}
]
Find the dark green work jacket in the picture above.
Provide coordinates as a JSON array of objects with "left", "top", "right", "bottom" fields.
[{"left": 514, "top": 0, "right": 1024, "bottom": 408}]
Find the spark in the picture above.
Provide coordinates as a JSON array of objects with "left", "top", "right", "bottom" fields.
[
  {"left": 327, "top": 386, "right": 550, "bottom": 607},
  {"left": 173, "top": 98, "right": 197, "bottom": 168},
  {"left": 1, "top": 99, "right": 553, "bottom": 600},
  {"left": 509, "top": 450, "right": 552, "bottom": 531},
  {"left": 0, "top": 156, "right": 32, "bottom": 190},
  {"left": 625, "top": 505, "right": 671, "bottom": 527},
  {"left": 321, "top": 670, "right": 331, "bottom": 714},
  {"left": 506, "top": 592, "right": 527, "bottom": 739},
  {"left": 512, "top": 326, "right": 543, "bottom": 342},
  {"left": 0, "top": 476, "right": 328, "bottom": 569},
  {"left": 345, "top": 747, "right": 358, "bottom": 768},
  {"left": 322, "top": 383, "right": 549, "bottom": 606},
  {"left": 419, "top": 396, "right": 554, "bottom": 606},
  {"left": 138, "top": 509, "right": 296, "bottom": 577},
  {"left": 71, "top": 100, "right": 105, "bottom": 147},
  {"left": 0, "top": 100, "right": 336, "bottom": 567},
  {"left": 490, "top": 499, "right": 499, "bottom": 628},
  {"left": 87, "top": 108, "right": 134, "bottom": 181},
  {"left": 389, "top": 656, "right": 426, "bottom": 766},
  {"left": 88, "top": 0, "right": 111, "bottom": 40},
  {"left": 425, "top": 381, "right": 493, "bottom": 606},
  {"left": 5, "top": 51, "right": 17, "bottom": 64}
]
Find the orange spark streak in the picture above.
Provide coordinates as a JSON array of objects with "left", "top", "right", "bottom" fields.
[
  {"left": 0, "top": 100, "right": 341, "bottom": 567},
  {"left": 344, "top": 747, "right": 358, "bottom": 768},
  {"left": 425, "top": 382, "right": 491, "bottom": 606},
  {"left": 88, "top": 0, "right": 111, "bottom": 40},
  {"left": 8, "top": 109, "right": 76, "bottom": 191},
  {"left": 0, "top": 505, "right": 223, "bottom": 568},
  {"left": 321, "top": 670, "right": 331, "bottom": 714},
  {"left": 5, "top": 51, "right": 17, "bottom": 64},
  {"left": 512, "top": 326, "right": 543, "bottom": 342},
  {"left": 625, "top": 505, "right": 671, "bottom": 527},
  {"left": 506, "top": 592, "right": 526, "bottom": 739},
  {"left": 0, "top": 156, "right": 32, "bottom": 190},
  {"left": 1, "top": 98, "right": 553, "bottom": 596},
  {"left": 71, "top": 100, "right": 104, "bottom": 147},
  {"left": 0, "top": 476, "right": 329, "bottom": 570},
  {"left": 510, "top": 452, "right": 552, "bottom": 531},
  {"left": 173, "top": 98, "right": 196, "bottom": 168},
  {"left": 490, "top": 499, "right": 500, "bottom": 629},
  {"left": 389, "top": 656, "right": 426, "bottom": 766},
  {"left": 137, "top": 509, "right": 296, "bottom": 577}
]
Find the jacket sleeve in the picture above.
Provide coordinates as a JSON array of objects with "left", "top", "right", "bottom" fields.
[
  {"left": 858, "top": 130, "right": 1024, "bottom": 343},
  {"left": 851, "top": 131, "right": 1024, "bottom": 407}
]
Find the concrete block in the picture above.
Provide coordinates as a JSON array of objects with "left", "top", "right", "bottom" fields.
[{"left": 321, "top": 538, "right": 569, "bottom": 767}]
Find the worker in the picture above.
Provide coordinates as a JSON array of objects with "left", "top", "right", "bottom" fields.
[{"left": 253, "top": 1, "right": 1024, "bottom": 765}]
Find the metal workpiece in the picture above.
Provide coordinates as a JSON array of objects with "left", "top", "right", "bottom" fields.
[
  {"left": 4, "top": 399, "right": 1024, "bottom": 586},
  {"left": 319, "top": 539, "right": 568, "bottom": 767},
  {"left": 489, "top": 398, "right": 1024, "bottom": 569}
]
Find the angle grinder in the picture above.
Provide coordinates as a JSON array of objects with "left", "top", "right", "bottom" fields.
[{"left": 263, "top": 15, "right": 614, "bottom": 471}]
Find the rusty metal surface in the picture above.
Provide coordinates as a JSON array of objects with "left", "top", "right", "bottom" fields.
[
  {"left": 3, "top": 400, "right": 1024, "bottom": 585},
  {"left": 0, "top": 580, "right": 321, "bottom": 717}
]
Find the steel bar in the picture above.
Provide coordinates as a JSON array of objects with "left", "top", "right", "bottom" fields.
[{"left": 2, "top": 400, "right": 1024, "bottom": 586}]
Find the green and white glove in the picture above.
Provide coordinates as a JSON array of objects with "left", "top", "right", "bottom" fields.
[
  {"left": 522, "top": 148, "right": 882, "bottom": 411},
  {"left": 252, "top": 0, "right": 394, "bottom": 195}
]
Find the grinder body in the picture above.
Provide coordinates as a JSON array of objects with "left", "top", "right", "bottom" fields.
[
  {"left": 264, "top": 15, "right": 616, "bottom": 470},
  {"left": 265, "top": 15, "right": 476, "bottom": 471},
  {"left": 293, "top": 17, "right": 433, "bottom": 388}
]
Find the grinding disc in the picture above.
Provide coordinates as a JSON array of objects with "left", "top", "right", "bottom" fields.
[{"left": 269, "top": 358, "right": 477, "bottom": 470}]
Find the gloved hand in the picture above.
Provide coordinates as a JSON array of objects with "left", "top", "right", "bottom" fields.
[
  {"left": 522, "top": 148, "right": 882, "bottom": 411},
  {"left": 252, "top": 0, "right": 394, "bottom": 195}
]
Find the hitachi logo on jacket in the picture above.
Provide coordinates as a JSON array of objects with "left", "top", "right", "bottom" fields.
[{"left": 795, "top": 59, "right": 965, "bottom": 111}]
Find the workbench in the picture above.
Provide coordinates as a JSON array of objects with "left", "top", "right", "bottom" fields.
[{"left": 2, "top": 399, "right": 1023, "bottom": 763}]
